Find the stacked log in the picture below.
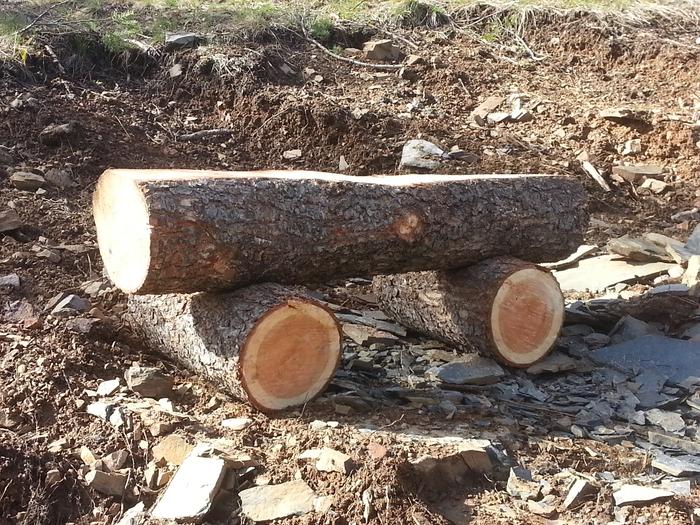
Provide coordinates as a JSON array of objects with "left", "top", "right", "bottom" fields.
[
  {"left": 92, "top": 169, "right": 587, "bottom": 294},
  {"left": 93, "top": 169, "right": 587, "bottom": 409},
  {"left": 127, "top": 284, "right": 341, "bottom": 412},
  {"left": 373, "top": 258, "right": 564, "bottom": 367}
]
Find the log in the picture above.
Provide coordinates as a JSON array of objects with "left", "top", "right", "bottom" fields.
[
  {"left": 127, "top": 284, "right": 342, "bottom": 411},
  {"left": 373, "top": 258, "right": 564, "bottom": 367},
  {"left": 93, "top": 169, "right": 588, "bottom": 294}
]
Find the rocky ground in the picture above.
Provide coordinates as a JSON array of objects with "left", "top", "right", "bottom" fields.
[{"left": 2, "top": 4, "right": 700, "bottom": 525}]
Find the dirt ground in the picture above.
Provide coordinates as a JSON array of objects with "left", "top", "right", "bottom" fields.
[{"left": 1, "top": 6, "right": 700, "bottom": 525}]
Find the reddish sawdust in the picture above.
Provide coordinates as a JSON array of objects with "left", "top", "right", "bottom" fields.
[{"left": 1, "top": 12, "right": 699, "bottom": 525}]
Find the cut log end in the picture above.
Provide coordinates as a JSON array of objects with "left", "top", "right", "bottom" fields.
[
  {"left": 93, "top": 170, "right": 150, "bottom": 293},
  {"left": 240, "top": 299, "right": 341, "bottom": 411},
  {"left": 490, "top": 268, "right": 563, "bottom": 366}
]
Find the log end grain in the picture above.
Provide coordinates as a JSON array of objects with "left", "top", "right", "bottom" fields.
[
  {"left": 93, "top": 169, "right": 151, "bottom": 293},
  {"left": 490, "top": 267, "right": 564, "bottom": 366},
  {"left": 241, "top": 299, "right": 342, "bottom": 411}
]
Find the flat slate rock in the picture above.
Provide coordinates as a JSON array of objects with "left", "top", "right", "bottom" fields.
[
  {"left": 0, "top": 209, "right": 23, "bottom": 233},
  {"left": 652, "top": 454, "right": 700, "bottom": 477},
  {"left": 613, "top": 484, "right": 674, "bottom": 507},
  {"left": 591, "top": 335, "right": 700, "bottom": 385},
  {"left": 553, "top": 255, "right": 674, "bottom": 293},
  {"left": 437, "top": 355, "right": 505, "bottom": 385},
  {"left": 541, "top": 244, "right": 598, "bottom": 271},
  {"left": 239, "top": 480, "right": 316, "bottom": 522},
  {"left": 151, "top": 455, "right": 226, "bottom": 521}
]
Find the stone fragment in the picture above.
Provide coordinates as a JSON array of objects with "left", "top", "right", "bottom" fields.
[
  {"left": 553, "top": 255, "right": 673, "bottom": 293},
  {"left": 9, "top": 172, "right": 46, "bottom": 191},
  {"left": 96, "top": 378, "right": 120, "bottom": 397},
  {"left": 609, "top": 316, "right": 659, "bottom": 344},
  {"left": 685, "top": 224, "right": 700, "bottom": 254},
  {"left": 563, "top": 478, "right": 597, "bottom": 509},
  {"left": 612, "top": 164, "right": 664, "bottom": 183},
  {"left": 51, "top": 294, "right": 89, "bottom": 315},
  {"left": 80, "top": 446, "right": 97, "bottom": 465},
  {"left": 102, "top": 450, "right": 129, "bottom": 472},
  {"left": 607, "top": 235, "right": 671, "bottom": 262},
  {"left": 581, "top": 161, "right": 611, "bottom": 192},
  {"left": 620, "top": 139, "right": 642, "bottom": 156},
  {"left": 600, "top": 108, "right": 648, "bottom": 123},
  {"left": 282, "top": 149, "right": 302, "bottom": 160},
  {"left": 660, "top": 479, "right": 691, "bottom": 496},
  {"left": 640, "top": 178, "right": 668, "bottom": 194},
  {"left": 115, "top": 502, "right": 146, "bottom": 525},
  {"left": 151, "top": 455, "right": 226, "bottom": 521},
  {"left": 437, "top": 356, "right": 505, "bottom": 385},
  {"left": 157, "top": 468, "right": 173, "bottom": 487},
  {"left": 86, "top": 401, "right": 113, "bottom": 421},
  {"left": 239, "top": 480, "right": 316, "bottom": 521},
  {"left": 592, "top": 335, "right": 700, "bottom": 385},
  {"left": 125, "top": 365, "right": 174, "bottom": 398},
  {"left": 85, "top": 470, "right": 127, "bottom": 497},
  {"left": 399, "top": 139, "right": 445, "bottom": 171},
  {"left": 65, "top": 318, "right": 99, "bottom": 335},
  {"left": 471, "top": 95, "right": 505, "bottom": 125},
  {"left": 44, "top": 168, "right": 76, "bottom": 189},
  {"left": 684, "top": 255, "right": 700, "bottom": 293},
  {"left": 652, "top": 454, "right": 700, "bottom": 477},
  {"left": 47, "top": 438, "right": 69, "bottom": 453},
  {"left": 411, "top": 438, "right": 504, "bottom": 492},
  {"left": 45, "top": 469, "right": 61, "bottom": 485},
  {"left": 315, "top": 447, "right": 354, "bottom": 475},
  {"left": 487, "top": 111, "right": 511, "bottom": 124},
  {"left": 343, "top": 324, "right": 398, "bottom": 346},
  {"left": 645, "top": 409, "right": 685, "bottom": 434},
  {"left": 506, "top": 467, "right": 539, "bottom": 500},
  {"left": 541, "top": 244, "right": 598, "bottom": 271},
  {"left": 583, "top": 333, "right": 610, "bottom": 348},
  {"left": 165, "top": 32, "right": 201, "bottom": 48},
  {"left": 527, "top": 352, "right": 579, "bottom": 375},
  {"left": 527, "top": 495, "right": 557, "bottom": 517},
  {"left": 362, "top": 39, "right": 403, "bottom": 61},
  {"left": 0, "top": 209, "right": 23, "bottom": 233},
  {"left": 648, "top": 431, "right": 700, "bottom": 454},
  {"left": 144, "top": 463, "right": 158, "bottom": 489},
  {"left": 0, "top": 273, "right": 20, "bottom": 292},
  {"left": 221, "top": 417, "right": 252, "bottom": 431},
  {"left": 613, "top": 484, "right": 674, "bottom": 507},
  {"left": 39, "top": 121, "right": 81, "bottom": 146},
  {"left": 152, "top": 435, "right": 192, "bottom": 466}
]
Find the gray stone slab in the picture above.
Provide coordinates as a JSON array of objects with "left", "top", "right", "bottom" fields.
[
  {"left": 591, "top": 335, "right": 700, "bottom": 385},
  {"left": 553, "top": 255, "right": 674, "bottom": 293}
]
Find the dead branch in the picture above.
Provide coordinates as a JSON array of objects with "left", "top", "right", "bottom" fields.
[
  {"left": 17, "top": 0, "right": 71, "bottom": 34},
  {"left": 178, "top": 129, "right": 234, "bottom": 142},
  {"left": 303, "top": 32, "right": 402, "bottom": 71}
]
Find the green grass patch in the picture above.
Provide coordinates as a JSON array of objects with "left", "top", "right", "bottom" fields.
[{"left": 0, "top": 0, "right": 696, "bottom": 60}]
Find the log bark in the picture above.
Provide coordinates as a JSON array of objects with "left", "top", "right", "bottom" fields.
[
  {"left": 373, "top": 258, "right": 564, "bottom": 367},
  {"left": 93, "top": 169, "right": 588, "bottom": 294},
  {"left": 127, "top": 283, "right": 342, "bottom": 411}
]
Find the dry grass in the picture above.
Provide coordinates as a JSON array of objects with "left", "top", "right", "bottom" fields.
[{"left": 0, "top": 0, "right": 698, "bottom": 59}]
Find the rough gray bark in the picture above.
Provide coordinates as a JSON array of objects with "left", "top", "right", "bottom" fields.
[
  {"left": 94, "top": 170, "right": 588, "bottom": 294},
  {"left": 373, "top": 258, "right": 563, "bottom": 367},
  {"left": 127, "top": 283, "right": 341, "bottom": 411}
]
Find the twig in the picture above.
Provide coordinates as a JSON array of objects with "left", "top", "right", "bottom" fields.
[
  {"left": 372, "top": 25, "right": 419, "bottom": 50},
  {"left": 178, "top": 129, "right": 234, "bottom": 142},
  {"left": 303, "top": 31, "right": 402, "bottom": 71},
  {"left": 17, "top": 0, "right": 71, "bottom": 34},
  {"left": 511, "top": 32, "right": 546, "bottom": 61}
]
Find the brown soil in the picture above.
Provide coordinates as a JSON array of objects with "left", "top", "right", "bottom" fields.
[{"left": 1, "top": 10, "right": 700, "bottom": 525}]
